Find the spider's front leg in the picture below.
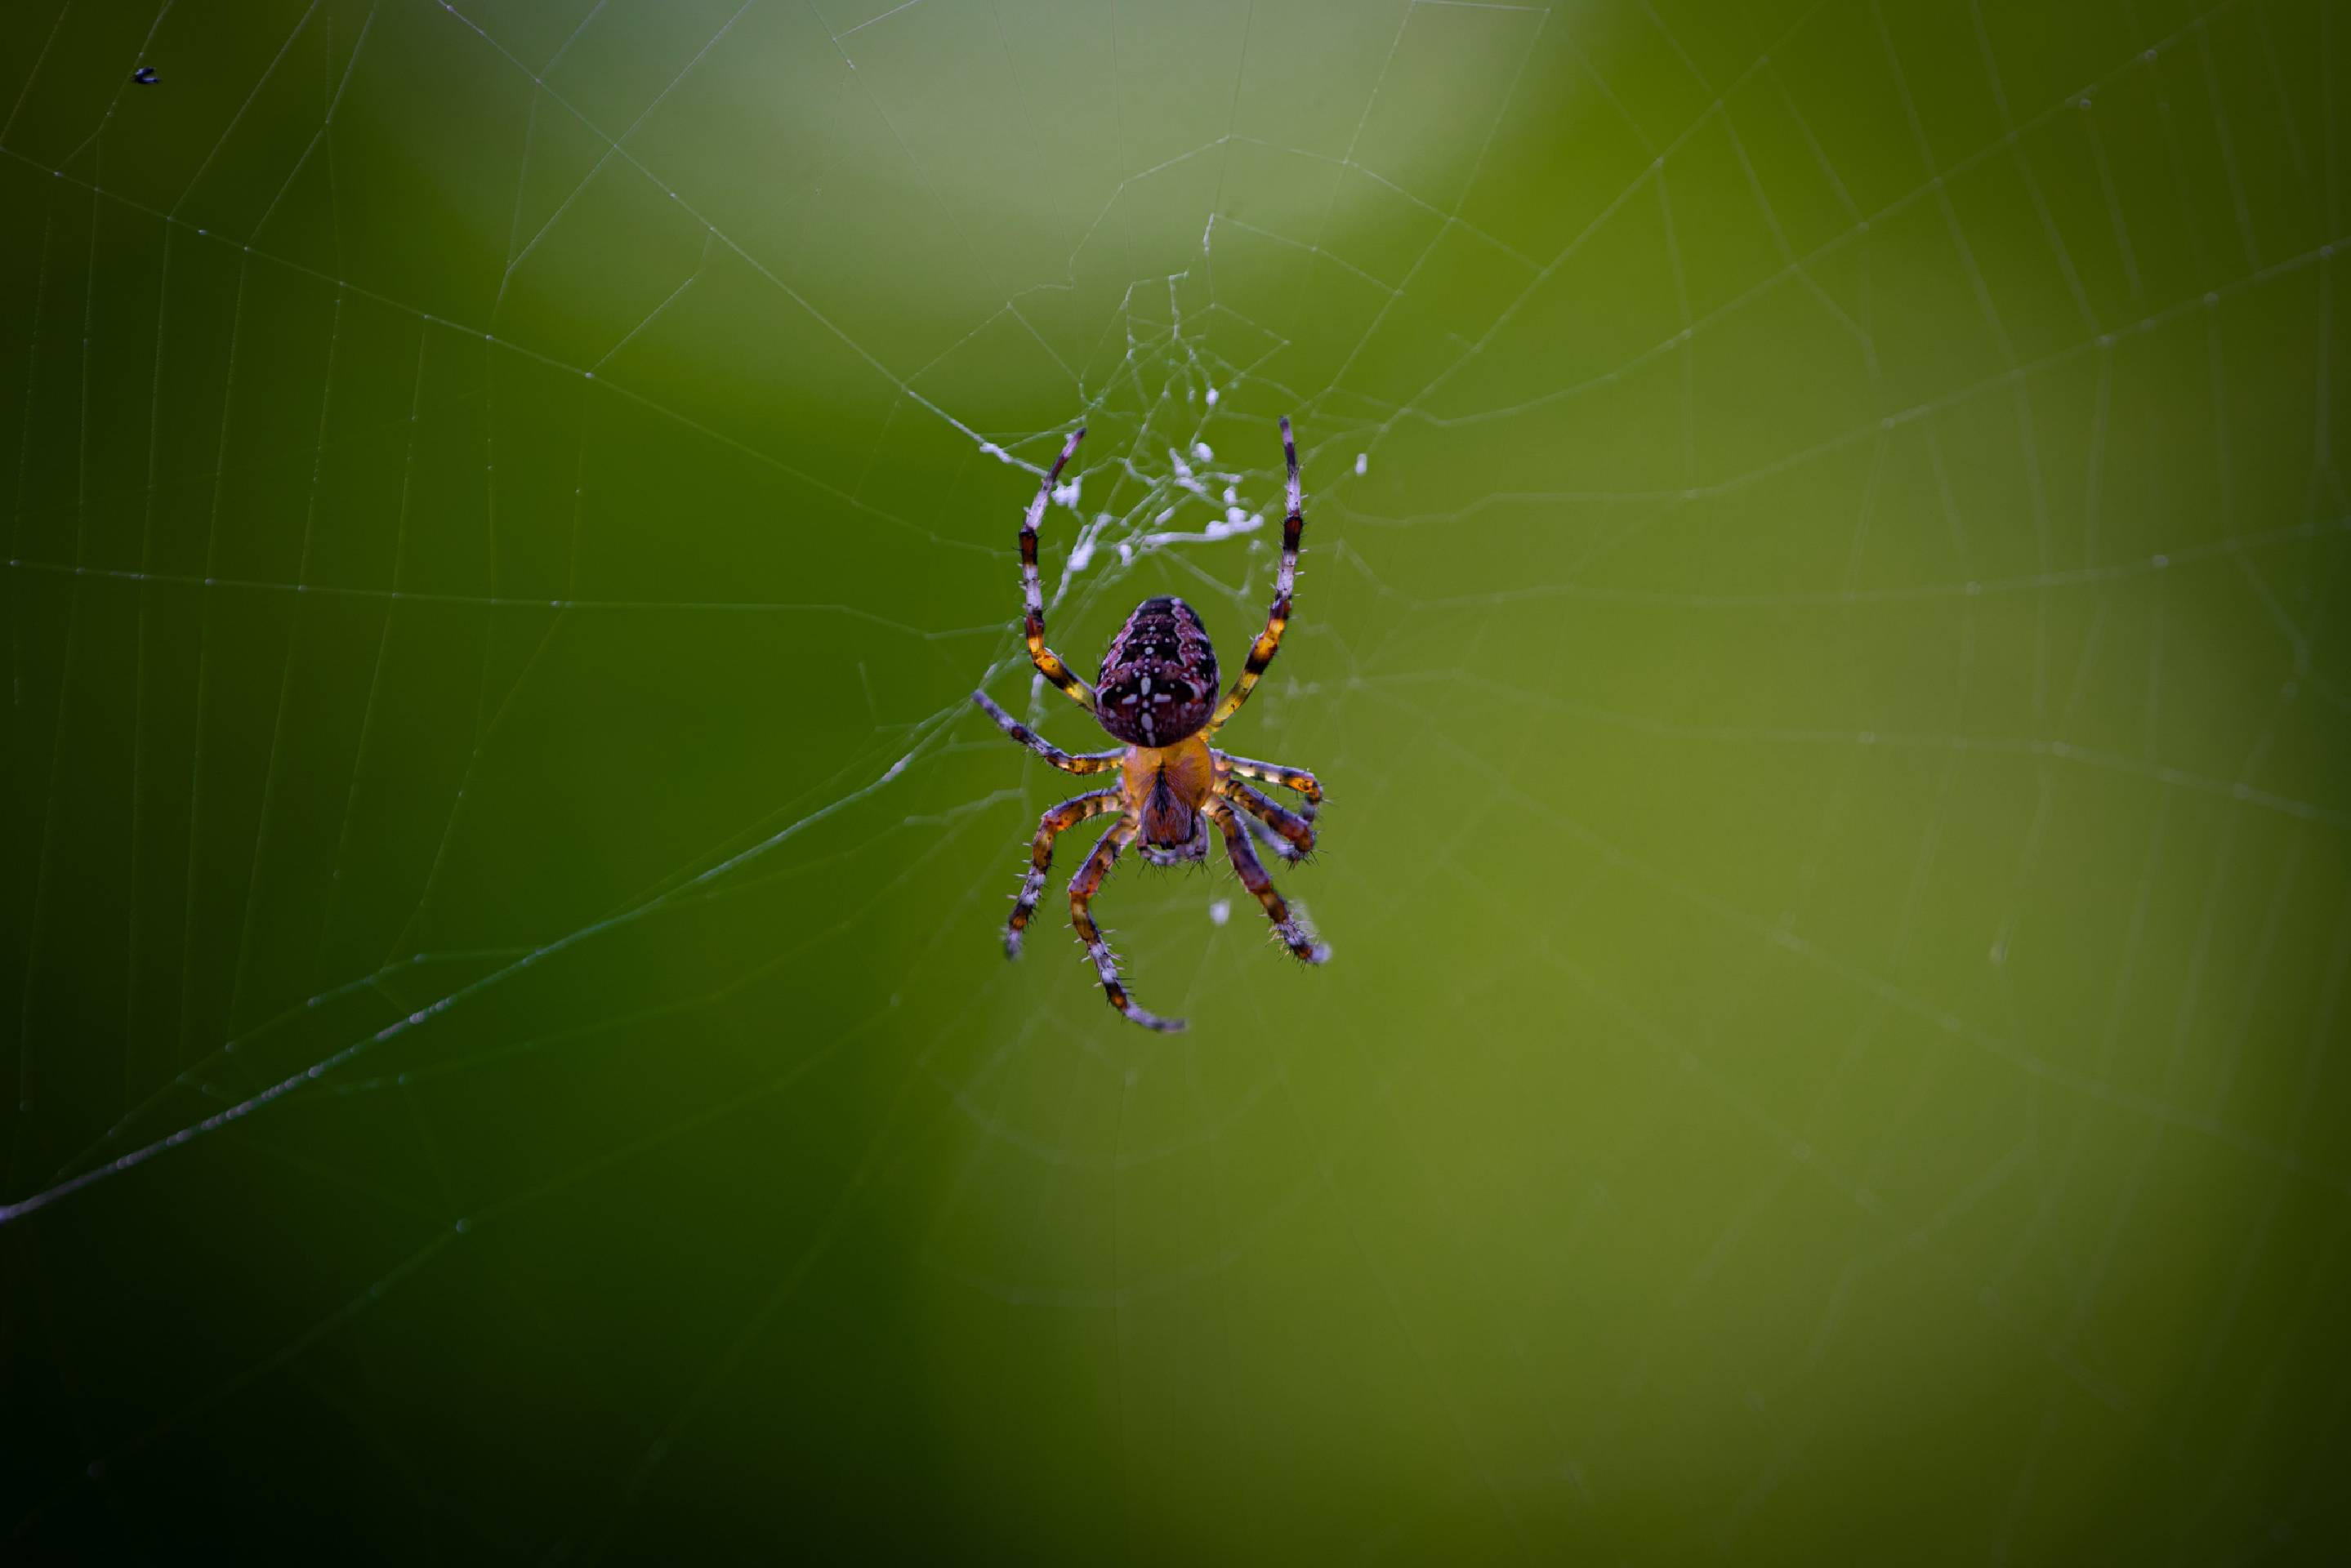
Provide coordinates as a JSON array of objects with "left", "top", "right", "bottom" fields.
[
  {"left": 1006, "top": 788, "right": 1121, "bottom": 958},
  {"left": 1069, "top": 817, "right": 1185, "bottom": 1032},
  {"left": 1220, "top": 777, "right": 1314, "bottom": 862},
  {"left": 1208, "top": 800, "right": 1330, "bottom": 964}
]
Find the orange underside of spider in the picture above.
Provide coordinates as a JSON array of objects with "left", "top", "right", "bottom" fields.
[
  {"left": 1123, "top": 733, "right": 1217, "bottom": 845},
  {"left": 970, "top": 416, "right": 1330, "bottom": 1032}
]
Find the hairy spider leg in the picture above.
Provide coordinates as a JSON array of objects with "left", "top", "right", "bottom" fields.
[
  {"left": 970, "top": 690, "right": 1122, "bottom": 774},
  {"left": 1021, "top": 427, "right": 1097, "bottom": 711},
  {"left": 1209, "top": 800, "right": 1329, "bottom": 964},
  {"left": 1206, "top": 416, "right": 1304, "bottom": 736},
  {"left": 1006, "top": 788, "right": 1123, "bottom": 957},
  {"left": 1070, "top": 817, "right": 1184, "bottom": 1032},
  {"left": 1220, "top": 777, "right": 1315, "bottom": 860},
  {"left": 1215, "top": 752, "right": 1323, "bottom": 822},
  {"left": 1231, "top": 807, "right": 1298, "bottom": 865}
]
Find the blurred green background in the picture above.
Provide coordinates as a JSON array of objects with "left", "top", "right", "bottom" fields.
[{"left": 5, "top": 0, "right": 2349, "bottom": 1560}]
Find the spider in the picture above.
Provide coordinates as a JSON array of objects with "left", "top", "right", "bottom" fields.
[{"left": 970, "top": 416, "right": 1329, "bottom": 1033}]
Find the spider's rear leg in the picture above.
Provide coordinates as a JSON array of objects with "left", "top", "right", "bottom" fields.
[
  {"left": 1204, "top": 417, "right": 1306, "bottom": 737},
  {"left": 1007, "top": 789, "right": 1122, "bottom": 958},
  {"left": 1209, "top": 800, "right": 1330, "bottom": 964},
  {"left": 1069, "top": 817, "right": 1185, "bottom": 1032},
  {"left": 1019, "top": 427, "right": 1098, "bottom": 712}
]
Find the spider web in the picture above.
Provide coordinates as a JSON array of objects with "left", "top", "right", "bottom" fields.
[{"left": 5, "top": 0, "right": 2350, "bottom": 1558}]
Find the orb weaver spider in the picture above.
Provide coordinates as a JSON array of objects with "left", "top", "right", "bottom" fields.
[{"left": 970, "top": 417, "right": 1329, "bottom": 1032}]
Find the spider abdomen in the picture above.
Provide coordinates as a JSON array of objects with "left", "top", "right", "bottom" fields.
[{"left": 1096, "top": 595, "right": 1219, "bottom": 746}]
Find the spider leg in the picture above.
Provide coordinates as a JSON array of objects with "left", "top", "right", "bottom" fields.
[
  {"left": 1215, "top": 751, "right": 1323, "bottom": 822},
  {"left": 1209, "top": 800, "right": 1330, "bottom": 964},
  {"left": 970, "top": 690, "right": 1122, "bottom": 774},
  {"left": 1006, "top": 788, "right": 1122, "bottom": 958},
  {"left": 1069, "top": 815, "right": 1185, "bottom": 1032},
  {"left": 1019, "top": 426, "right": 1098, "bottom": 712},
  {"left": 1205, "top": 416, "right": 1304, "bottom": 736},
  {"left": 1220, "top": 777, "right": 1315, "bottom": 861},
  {"left": 1236, "top": 809, "right": 1296, "bottom": 863}
]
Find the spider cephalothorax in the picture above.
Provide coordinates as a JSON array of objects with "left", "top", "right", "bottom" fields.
[{"left": 970, "top": 418, "right": 1329, "bottom": 1032}]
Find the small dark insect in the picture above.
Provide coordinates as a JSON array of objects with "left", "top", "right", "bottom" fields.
[
  {"left": 971, "top": 417, "right": 1328, "bottom": 1032},
  {"left": 131, "top": 67, "right": 158, "bottom": 85}
]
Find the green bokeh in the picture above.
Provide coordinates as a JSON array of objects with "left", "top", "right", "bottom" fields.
[{"left": 5, "top": 0, "right": 2349, "bottom": 1561}]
